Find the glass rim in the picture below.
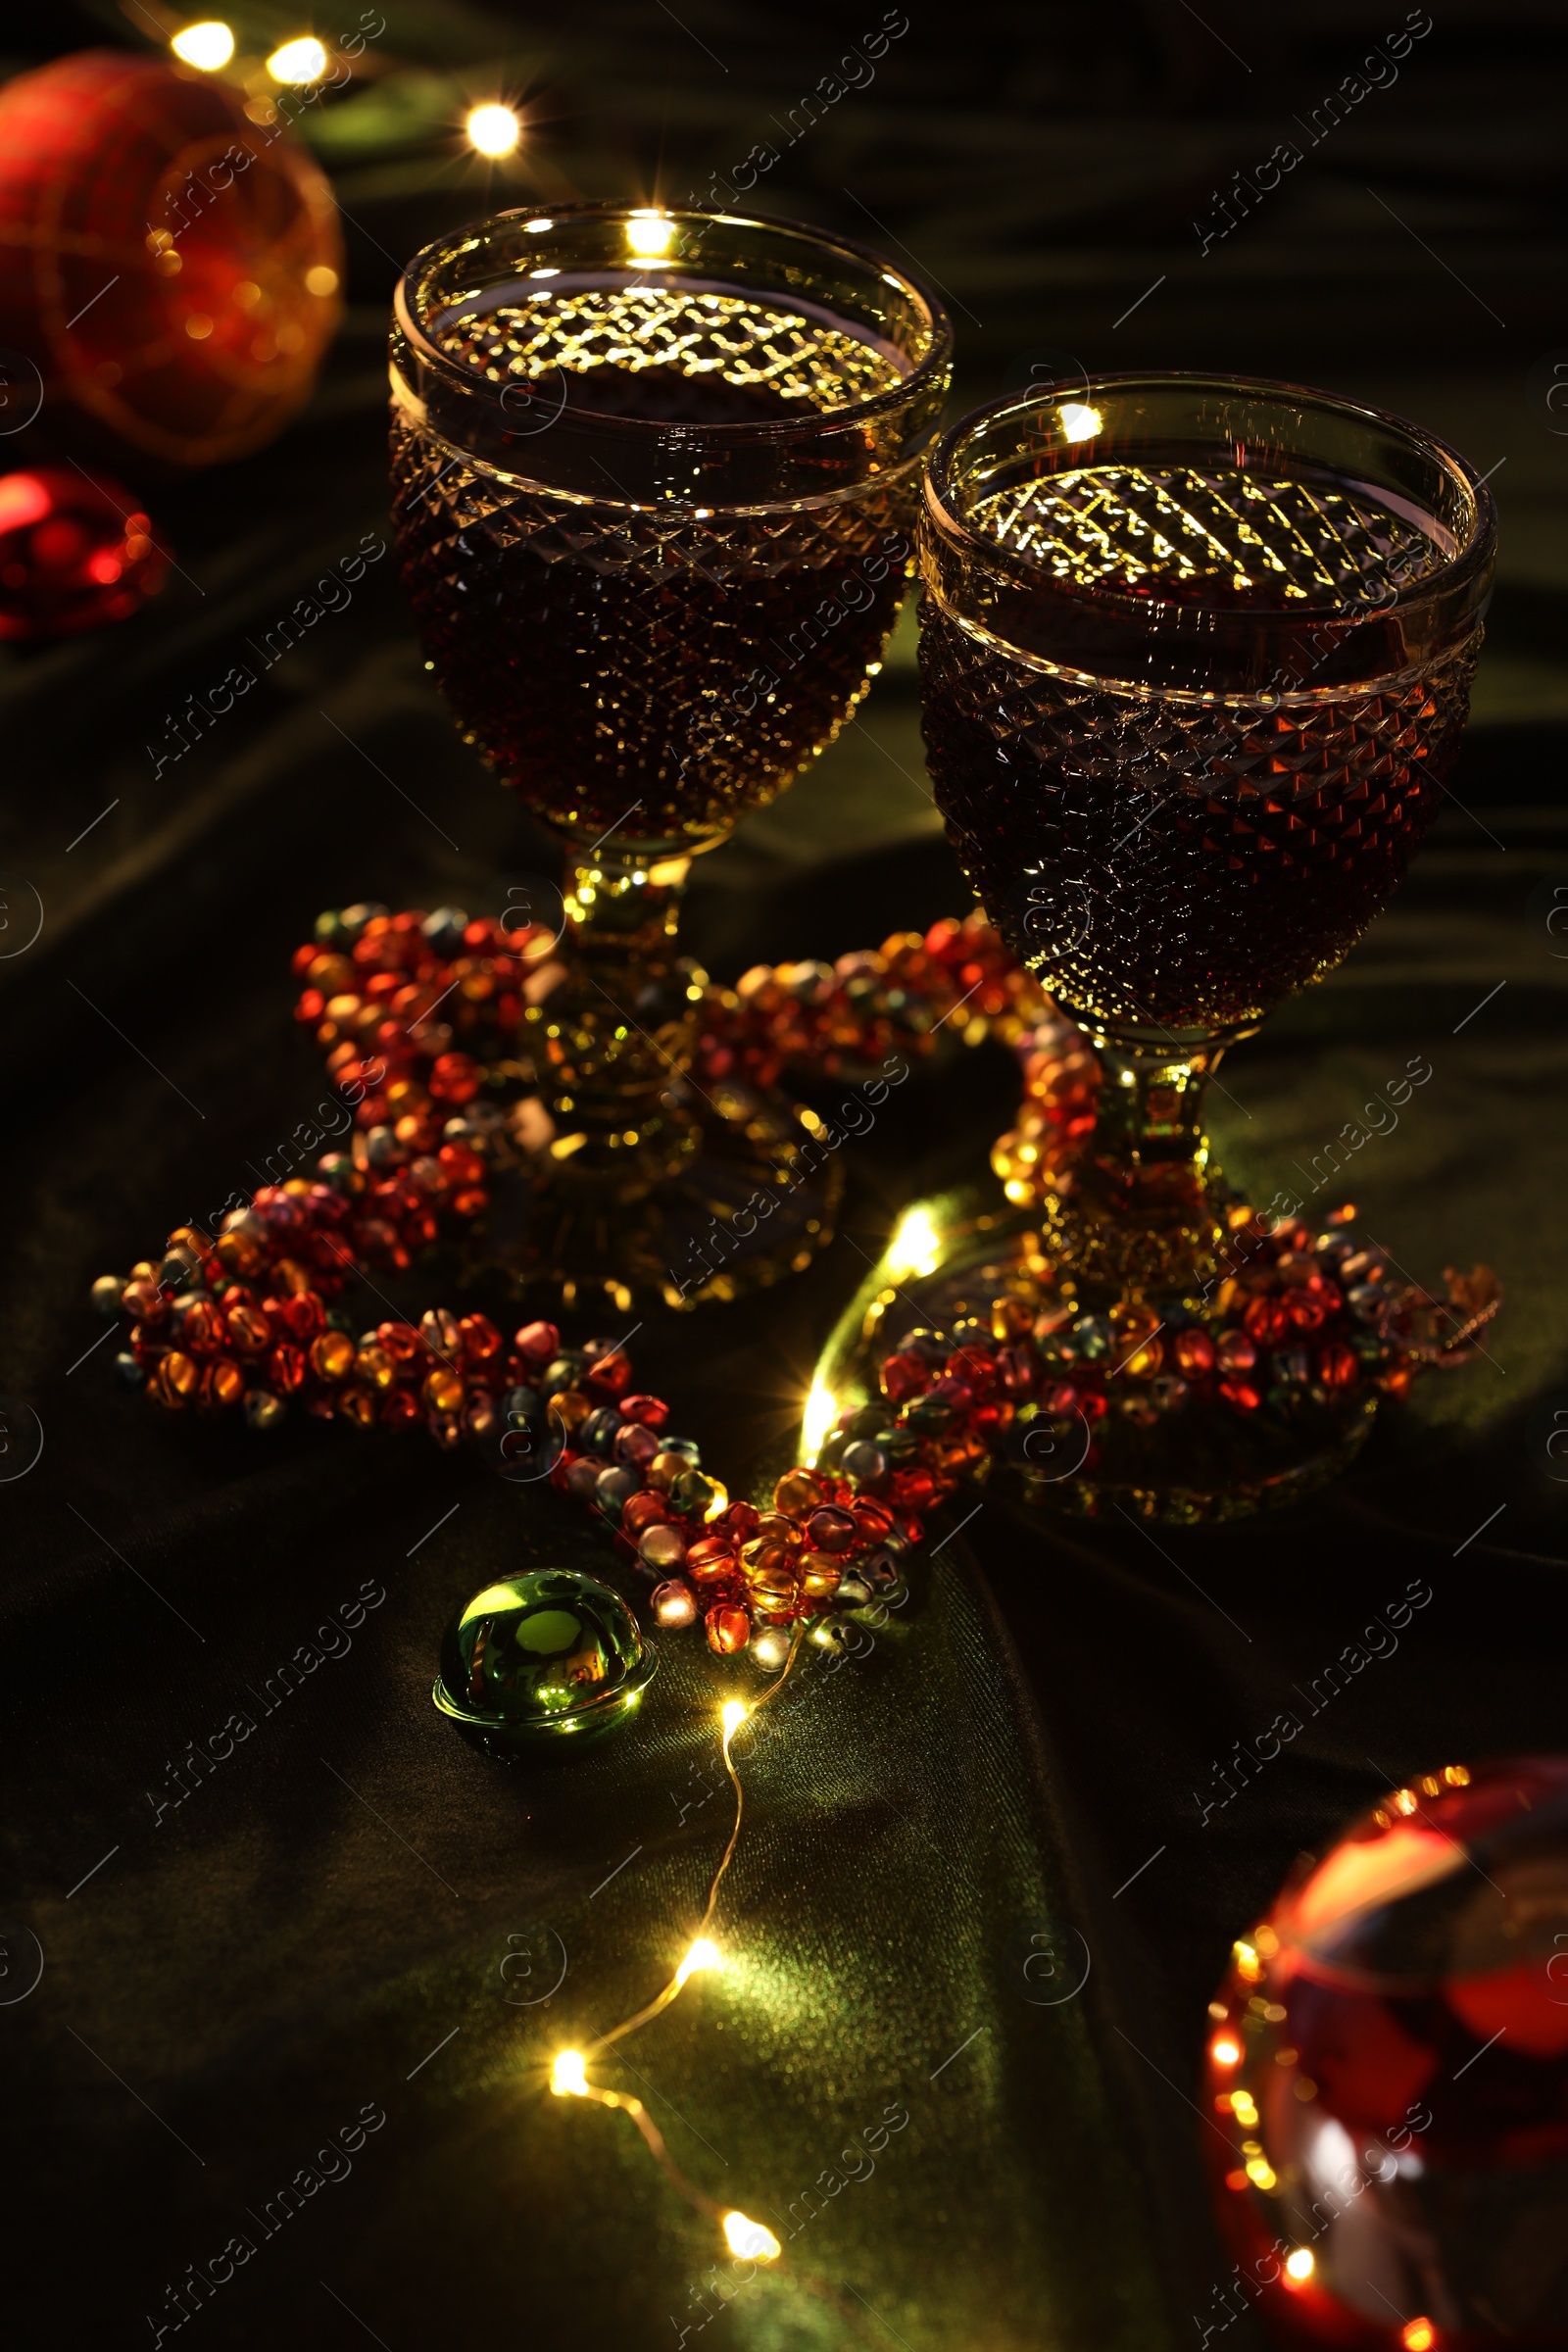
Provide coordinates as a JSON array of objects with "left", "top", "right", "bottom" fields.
[
  {"left": 392, "top": 198, "right": 956, "bottom": 447},
  {"left": 923, "top": 370, "right": 1498, "bottom": 627}
]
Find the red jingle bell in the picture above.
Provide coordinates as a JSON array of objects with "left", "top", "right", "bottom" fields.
[{"left": 705, "top": 1604, "right": 751, "bottom": 1655}]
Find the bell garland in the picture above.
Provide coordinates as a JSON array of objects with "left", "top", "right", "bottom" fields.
[
  {"left": 89, "top": 906, "right": 1500, "bottom": 1661},
  {"left": 79, "top": 904, "right": 1506, "bottom": 2294},
  {"left": 284, "top": 900, "right": 1082, "bottom": 1198}
]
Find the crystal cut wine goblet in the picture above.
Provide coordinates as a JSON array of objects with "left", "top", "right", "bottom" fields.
[
  {"left": 388, "top": 203, "right": 952, "bottom": 1312},
  {"left": 811, "top": 374, "right": 1495, "bottom": 1520}
]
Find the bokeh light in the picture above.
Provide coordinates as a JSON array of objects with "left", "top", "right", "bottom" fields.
[{"left": 467, "top": 104, "right": 521, "bottom": 158}]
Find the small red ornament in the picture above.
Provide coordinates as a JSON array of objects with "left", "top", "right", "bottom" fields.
[
  {"left": 1243, "top": 1295, "right": 1291, "bottom": 1348},
  {"left": 514, "top": 1320, "right": 559, "bottom": 1365},
  {"left": 880, "top": 1349, "right": 929, "bottom": 1404},
  {"left": 0, "top": 466, "right": 166, "bottom": 639},
  {"left": 705, "top": 1604, "right": 750, "bottom": 1654},
  {"left": 585, "top": 1349, "right": 634, "bottom": 1397},
  {"left": 850, "top": 1498, "right": 895, "bottom": 1544},
  {"left": 686, "top": 1539, "right": 738, "bottom": 1585},
  {"left": 0, "top": 51, "right": 342, "bottom": 469},
  {"left": 619, "top": 1491, "right": 671, "bottom": 1541}
]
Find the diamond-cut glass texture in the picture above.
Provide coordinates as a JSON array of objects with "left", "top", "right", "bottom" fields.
[
  {"left": 923, "top": 466, "right": 1478, "bottom": 1036},
  {"left": 393, "top": 286, "right": 915, "bottom": 851},
  {"left": 435, "top": 284, "right": 903, "bottom": 417},
  {"left": 970, "top": 465, "right": 1447, "bottom": 605}
]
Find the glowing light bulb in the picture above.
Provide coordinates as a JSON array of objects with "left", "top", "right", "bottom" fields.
[
  {"left": 1057, "top": 401, "right": 1102, "bottom": 443},
  {"left": 551, "top": 2050, "right": 589, "bottom": 2097},
  {"left": 1210, "top": 2036, "right": 1241, "bottom": 2067},
  {"left": 1284, "top": 2248, "right": 1314, "bottom": 2282},
  {"left": 172, "top": 21, "right": 234, "bottom": 70},
  {"left": 1401, "top": 2325, "right": 1436, "bottom": 2352},
  {"left": 675, "top": 1936, "right": 723, "bottom": 1986},
  {"left": 887, "top": 1204, "right": 941, "bottom": 1279},
  {"left": 467, "top": 104, "right": 521, "bottom": 159},
  {"left": 722, "top": 2212, "right": 780, "bottom": 2262},
  {"left": 268, "top": 35, "right": 327, "bottom": 82},
  {"left": 801, "top": 1379, "right": 837, "bottom": 1466},
  {"left": 626, "top": 211, "right": 675, "bottom": 259},
  {"left": 720, "top": 1701, "right": 748, "bottom": 1739}
]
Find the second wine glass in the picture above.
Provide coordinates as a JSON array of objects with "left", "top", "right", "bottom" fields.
[{"left": 812, "top": 373, "right": 1495, "bottom": 1520}]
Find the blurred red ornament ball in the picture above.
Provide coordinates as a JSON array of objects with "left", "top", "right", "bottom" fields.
[
  {"left": 0, "top": 50, "right": 343, "bottom": 468},
  {"left": 0, "top": 466, "right": 168, "bottom": 639}
]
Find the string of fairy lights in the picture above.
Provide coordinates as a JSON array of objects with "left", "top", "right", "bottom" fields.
[
  {"left": 168, "top": 17, "right": 529, "bottom": 163},
  {"left": 546, "top": 1633, "right": 808, "bottom": 2268}
]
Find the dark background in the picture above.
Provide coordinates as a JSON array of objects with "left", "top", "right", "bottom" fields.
[{"left": 3, "top": 5, "right": 1567, "bottom": 2348}]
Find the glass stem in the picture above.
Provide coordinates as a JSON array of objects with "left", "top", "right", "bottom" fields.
[
  {"left": 1084, "top": 1034, "right": 1224, "bottom": 1209},
  {"left": 534, "top": 851, "right": 698, "bottom": 1188}
]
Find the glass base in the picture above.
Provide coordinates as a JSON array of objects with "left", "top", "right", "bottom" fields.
[
  {"left": 461, "top": 1075, "right": 845, "bottom": 1316},
  {"left": 809, "top": 1191, "right": 1380, "bottom": 1527}
]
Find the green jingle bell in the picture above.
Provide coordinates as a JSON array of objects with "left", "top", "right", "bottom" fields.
[{"left": 432, "top": 1569, "right": 656, "bottom": 1757}]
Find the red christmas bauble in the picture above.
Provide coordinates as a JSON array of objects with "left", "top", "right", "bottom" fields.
[
  {"left": 0, "top": 51, "right": 343, "bottom": 468},
  {"left": 0, "top": 466, "right": 168, "bottom": 639},
  {"left": 1205, "top": 1759, "right": 1568, "bottom": 2350}
]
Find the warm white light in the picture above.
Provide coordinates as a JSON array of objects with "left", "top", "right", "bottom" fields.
[
  {"left": 1058, "top": 402, "right": 1102, "bottom": 443},
  {"left": 722, "top": 2211, "right": 780, "bottom": 2262},
  {"left": 467, "top": 103, "right": 521, "bottom": 159},
  {"left": 802, "top": 1379, "right": 838, "bottom": 1466},
  {"left": 626, "top": 211, "right": 676, "bottom": 259},
  {"left": 551, "top": 2049, "right": 589, "bottom": 2097},
  {"left": 268, "top": 35, "right": 327, "bottom": 82},
  {"left": 1211, "top": 2036, "right": 1241, "bottom": 2067},
  {"left": 1285, "top": 2249, "right": 1315, "bottom": 2282},
  {"left": 720, "top": 1701, "right": 748, "bottom": 1739},
  {"left": 887, "top": 1204, "right": 942, "bottom": 1280},
  {"left": 675, "top": 1936, "right": 724, "bottom": 1986},
  {"left": 172, "top": 21, "right": 234, "bottom": 69}
]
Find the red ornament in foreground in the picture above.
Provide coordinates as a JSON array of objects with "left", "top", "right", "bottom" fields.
[
  {"left": 0, "top": 466, "right": 167, "bottom": 639},
  {"left": 1206, "top": 1758, "right": 1568, "bottom": 2350}
]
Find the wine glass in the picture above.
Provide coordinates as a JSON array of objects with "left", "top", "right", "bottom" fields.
[
  {"left": 388, "top": 203, "right": 952, "bottom": 1312},
  {"left": 812, "top": 374, "right": 1494, "bottom": 1519}
]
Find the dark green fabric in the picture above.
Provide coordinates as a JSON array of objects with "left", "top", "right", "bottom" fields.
[{"left": 5, "top": 7, "right": 1568, "bottom": 2347}]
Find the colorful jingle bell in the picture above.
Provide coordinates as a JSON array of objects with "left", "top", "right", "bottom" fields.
[{"left": 433, "top": 1569, "right": 656, "bottom": 1756}]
